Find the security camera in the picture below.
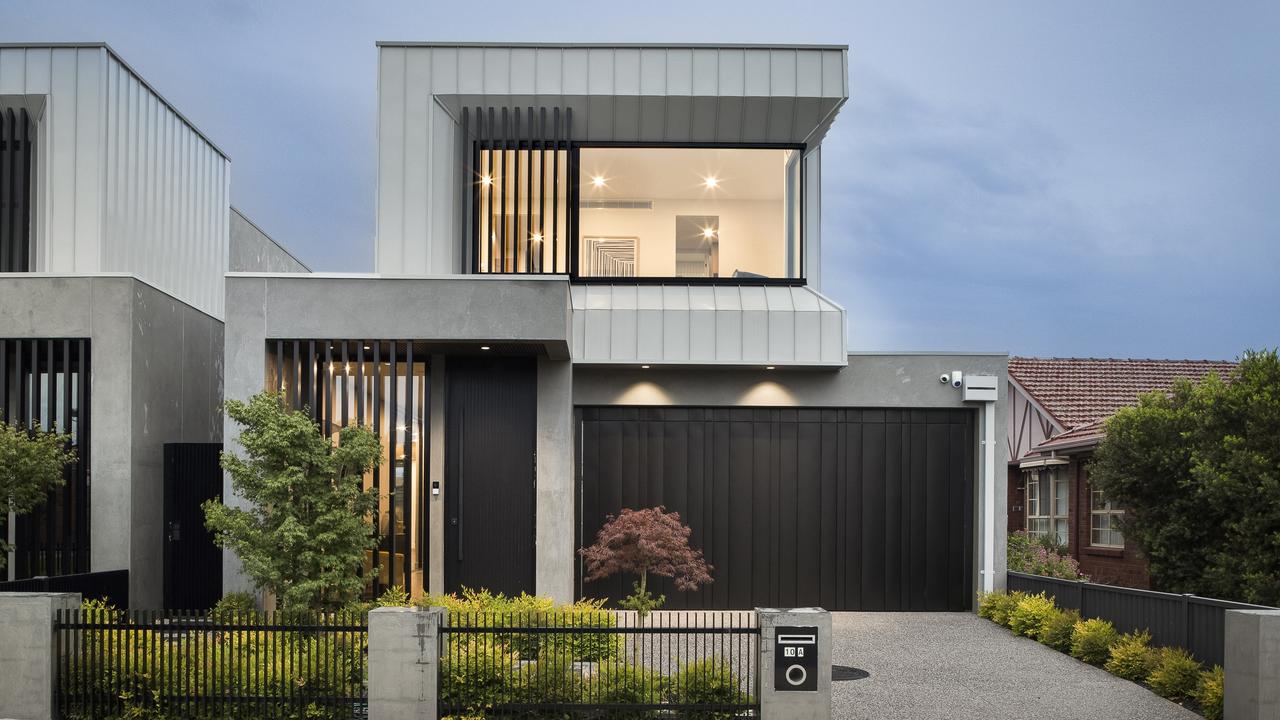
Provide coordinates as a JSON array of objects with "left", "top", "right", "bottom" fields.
[
  {"left": 950, "top": 370, "right": 964, "bottom": 388},
  {"left": 939, "top": 373, "right": 951, "bottom": 385}
]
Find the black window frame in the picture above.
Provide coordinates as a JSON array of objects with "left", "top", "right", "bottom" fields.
[{"left": 465, "top": 129, "right": 809, "bottom": 286}]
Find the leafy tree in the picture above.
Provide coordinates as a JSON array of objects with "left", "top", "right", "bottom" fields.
[
  {"left": 0, "top": 421, "right": 75, "bottom": 570},
  {"left": 1091, "top": 349, "right": 1280, "bottom": 604},
  {"left": 204, "top": 393, "right": 382, "bottom": 611},
  {"left": 579, "top": 506, "right": 713, "bottom": 620}
]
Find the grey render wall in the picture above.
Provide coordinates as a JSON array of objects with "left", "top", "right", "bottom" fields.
[
  {"left": 0, "top": 275, "right": 223, "bottom": 608},
  {"left": 230, "top": 208, "right": 310, "bottom": 273},
  {"left": 573, "top": 351, "right": 1011, "bottom": 594},
  {"left": 222, "top": 274, "right": 573, "bottom": 597}
]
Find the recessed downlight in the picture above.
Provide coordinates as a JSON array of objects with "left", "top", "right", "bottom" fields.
[
  {"left": 641, "top": 365, "right": 650, "bottom": 369},
  {"left": 591, "top": 175, "right": 607, "bottom": 188},
  {"left": 704, "top": 175, "right": 719, "bottom": 189},
  {"left": 480, "top": 345, "right": 491, "bottom": 351},
  {"left": 766, "top": 366, "right": 776, "bottom": 370}
]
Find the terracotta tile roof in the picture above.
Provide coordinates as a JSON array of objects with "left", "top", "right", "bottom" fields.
[
  {"left": 1009, "top": 357, "right": 1236, "bottom": 429},
  {"left": 1033, "top": 419, "right": 1107, "bottom": 452}
]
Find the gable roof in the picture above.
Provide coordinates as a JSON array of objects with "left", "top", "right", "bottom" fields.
[{"left": 1009, "top": 357, "right": 1236, "bottom": 429}]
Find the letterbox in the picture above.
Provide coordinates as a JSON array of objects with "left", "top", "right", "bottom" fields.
[{"left": 773, "top": 625, "right": 818, "bottom": 691}]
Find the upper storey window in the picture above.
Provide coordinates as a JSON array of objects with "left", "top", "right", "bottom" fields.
[
  {"left": 0, "top": 107, "right": 35, "bottom": 272},
  {"left": 465, "top": 107, "right": 804, "bottom": 283},
  {"left": 577, "top": 147, "right": 802, "bottom": 281}
]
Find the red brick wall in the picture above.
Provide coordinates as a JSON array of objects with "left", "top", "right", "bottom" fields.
[
  {"left": 1067, "top": 456, "right": 1150, "bottom": 589},
  {"left": 1007, "top": 466, "right": 1025, "bottom": 535}
]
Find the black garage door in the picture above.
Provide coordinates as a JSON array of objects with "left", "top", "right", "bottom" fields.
[{"left": 577, "top": 407, "right": 974, "bottom": 611}]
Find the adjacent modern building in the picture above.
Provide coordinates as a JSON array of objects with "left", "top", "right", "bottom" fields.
[
  {"left": 1006, "top": 357, "right": 1236, "bottom": 588},
  {"left": 0, "top": 44, "right": 304, "bottom": 608},
  {"left": 223, "top": 43, "right": 1010, "bottom": 611}
]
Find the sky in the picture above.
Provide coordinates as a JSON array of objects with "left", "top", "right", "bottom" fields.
[{"left": 6, "top": 0, "right": 1278, "bottom": 358}]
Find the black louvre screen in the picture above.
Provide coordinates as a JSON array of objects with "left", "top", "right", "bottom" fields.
[{"left": 0, "top": 107, "right": 34, "bottom": 272}]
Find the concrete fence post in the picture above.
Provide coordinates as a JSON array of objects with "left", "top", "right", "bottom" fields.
[
  {"left": 1224, "top": 609, "right": 1280, "bottom": 720},
  {"left": 368, "top": 606, "right": 444, "bottom": 720},
  {"left": 0, "top": 592, "right": 81, "bottom": 720},
  {"left": 757, "top": 607, "right": 832, "bottom": 720}
]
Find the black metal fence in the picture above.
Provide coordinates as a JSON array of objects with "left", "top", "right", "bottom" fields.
[
  {"left": 54, "top": 608, "right": 368, "bottom": 720},
  {"left": 1008, "top": 571, "right": 1275, "bottom": 667},
  {"left": 0, "top": 569, "right": 128, "bottom": 608},
  {"left": 438, "top": 610, "right": 761, "bottom": 718}
]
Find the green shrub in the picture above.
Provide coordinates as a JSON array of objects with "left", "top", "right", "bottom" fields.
[
  {"left": 670, "top": 657, "right": 752, "bottom": 720},
  {"left": 1194, "top": 665, "right": 1224, "bottom": 720},
  {"left": 1070, "top": 618, "right": 1119, "bottom": 665},
  {"left": 1104, "top": 631, "right": 1158, "bottom": 682},
  {"left": 1008, "top": 593, "right": 1058, "bottom": 638},
  {"left": 209, "top": 591, "right": 256, "bottom": 619},
  {"left": 511, "top": 652, "right": 584, "bottom": 715},
  {"left": 420, "top": 588, "right": 620, "bottom": 663},
  {"left": 64, "top": 600, "right": 366, "bottom": 720},
  {"left": 977, "top": 591, "right": 1026, "bottom": 628},
  {"left": 584, "top": 662, "right": 667, "bottom": 717},
  {"left": 438, "top": 635, "right": 519, "bottom": 714},
  {"left": 1035, "top": 607, "right": 1081, "bottom": 653},
  {"left": 1147, "top": 646, "right": 1203, "bottom": 701},
  {"left": 375, "top": 584, "right": 411, "bottom": 607}
]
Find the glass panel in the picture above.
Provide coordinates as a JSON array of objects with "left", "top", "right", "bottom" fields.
[
  {"left": 1054, "top": 518, "right": 1069, "bottom": 546},
  {"left": 1028, "top": 518, "right": 1049, "bottom": 538},
  {"left": 1053, "top": 470, "right": 1070, "bottom": 517},
  {"left": 476, "top": 148, "right": 569, "bottom": 274},
  {"left": 577, "top": 147, "right": 802, "bottom": 279}
]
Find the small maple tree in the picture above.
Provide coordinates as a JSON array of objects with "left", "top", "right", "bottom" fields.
[{"left": 579, "top": 506, "right": 713, "bottom": 619}]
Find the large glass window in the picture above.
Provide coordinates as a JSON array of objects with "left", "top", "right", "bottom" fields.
[
  {"left": 577, "top": 147, "right": 802, "bottom": 279},
  {"left": 1, "top": 107, "right": 36, "bottom": 272},
  {"left": 1090, "top": 487, "right": 1124, "bottom": 548}
]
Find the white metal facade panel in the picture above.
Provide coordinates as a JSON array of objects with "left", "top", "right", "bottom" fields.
[
  {"left": 375, "top": 44, "right": 847, "bottom": 276},
  {"left": 0, "top": 45, "right": 230, "bottom": 319},
  {"left": 568, "top": 284, "right": 846, "bottom": 367}
]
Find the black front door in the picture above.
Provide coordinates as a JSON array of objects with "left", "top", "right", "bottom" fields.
[
  {"left": 444, "top": 357, "right": 537, "bottom": 596},
  {"left": 164, "top": 443, "right": 224, "bottom": 610}
]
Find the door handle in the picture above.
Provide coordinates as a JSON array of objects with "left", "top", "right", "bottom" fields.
[{"left": 456, "top": 406, "right": 464, "bottom": 563}]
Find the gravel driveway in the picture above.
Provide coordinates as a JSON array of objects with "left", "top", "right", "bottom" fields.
[{"left": 831, "top": 613, "right": 1203, "bottom": 720}]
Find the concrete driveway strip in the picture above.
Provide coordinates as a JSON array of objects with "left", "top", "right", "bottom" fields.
[{"left": 830, "top": 613, "right": 1203, "bottom": 720}]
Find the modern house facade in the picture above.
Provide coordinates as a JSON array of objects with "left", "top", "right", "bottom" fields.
[
  {"left": 224, "top": 43, "right": 1010, "bottom": 611},
  {"left": 1006, "top": 357, "right": 1236, "bottom": 588},
  {"left": 0, "top": 44, "right": 304, "bottom": 608}
]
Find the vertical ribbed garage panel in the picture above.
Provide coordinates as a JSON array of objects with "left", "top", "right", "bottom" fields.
[{"left": 577, "top": 407, "right": 975, "bottom": 611}]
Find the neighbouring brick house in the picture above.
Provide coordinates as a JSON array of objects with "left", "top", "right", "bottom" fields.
[{"left": 1006, "top": 357, "right": 1236, "bottom": 588}]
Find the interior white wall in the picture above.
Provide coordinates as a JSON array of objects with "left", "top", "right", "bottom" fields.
[{"left": 578, "top": 199, "right": 785, "bottom": 277}]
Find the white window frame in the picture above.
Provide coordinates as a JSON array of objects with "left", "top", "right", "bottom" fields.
[
  {"left": 1090, "top": 487, "right": 1125, "bottom": 548},
  {"left": 1024, "top": 466, "right": 1069, "bottom": 547}
]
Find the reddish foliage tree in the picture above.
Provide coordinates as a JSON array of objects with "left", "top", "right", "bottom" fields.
[{"left": 579, "top": 506, "right": 713, "bottom": 617}]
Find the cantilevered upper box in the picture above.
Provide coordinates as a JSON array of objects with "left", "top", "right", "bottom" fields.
[{"left": 374, "top": 43, "right": 849, "bottom": 366}]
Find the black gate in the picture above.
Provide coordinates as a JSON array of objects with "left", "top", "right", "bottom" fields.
[
  {"left": 163, "top": 443, "right": 223, "bottom": 610},
  {"left": 577, "top": 407, "right": 975, "bottom": 611},
  {"left": 445, "top": 356, "right": 537, "bottom": 596}
]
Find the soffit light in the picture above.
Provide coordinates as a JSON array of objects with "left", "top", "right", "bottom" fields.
[
  {"left": 766, "top": 366, "right": 776, "bottom": 370},
  {"left": 480, "top": 345, "right": 491, "bottom": 351},
  {"left": 641, "top": 365, "right": 650, "bottom": 369}
]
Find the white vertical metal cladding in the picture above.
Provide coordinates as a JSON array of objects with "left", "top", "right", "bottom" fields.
[
  {"left": 100, "top": 52, "right": 229, "bottom": 319},
  {"left": 0, "top": 45, "right": 229, "bottom": 319},
  {"left": 375, "top": 44, "right": 849, "bottom": 276},
  {"left": 569, "top": 284, "right": 846, "bottom": 367}
]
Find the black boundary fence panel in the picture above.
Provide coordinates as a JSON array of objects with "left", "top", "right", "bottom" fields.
[
  {"left": 0, "top": 569, "right": 127, "bottom": 608},
  {"left": 438, "top": 610, "right": 761, "bottom": 718},
  {"left": 1007, "top": 571, "right": 1276, "bottom": 667},
  {"left": 53, "top": 608, "right": 368, "bottom": 720}
]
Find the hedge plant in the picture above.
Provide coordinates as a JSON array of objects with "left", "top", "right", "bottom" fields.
[
  {"left": 1070, "top": 618, "right": 1119, "bottom": 665},
  {"left": 1194, "top": 666, "right": 1224, "bottom": 720},
  {"left": 1036, "top": 607, "right": 1080, "bottom": 653},
  {"left": 670, "top": 657, "right": 752, "bottom": 720},
  {"left": 1105, "top": 631, "right": 1158, "bottom": 682},
  {"left": 1008, "top": 593, "right": 1057, "bottom": 638},
  {"left": 1148, "top": 646, "right": 1203, "bottom": 701}
]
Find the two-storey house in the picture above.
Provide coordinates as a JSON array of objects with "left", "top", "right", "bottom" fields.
[
  {"left": 0, "top": 43, "right": 305, "bottom": 608},
  {"left": 223, "top": 42, "right": 1010, "bottom": 612}
]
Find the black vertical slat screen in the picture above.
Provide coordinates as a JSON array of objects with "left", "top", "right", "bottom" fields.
[
  {"left": 0, "top": 338, "right": 91, "bottom": 579},
  {"left": 466, "top": 105, "right": 571, "bottom": 274},
  {"left": 1, "top": 107, "right": 34, "bottom": 272},
  {"left": 577, "top": 407, "right": 976, "bottom": 611},
  {"left": 267, "top": 340, "right": 428, "bottom": 600}
]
